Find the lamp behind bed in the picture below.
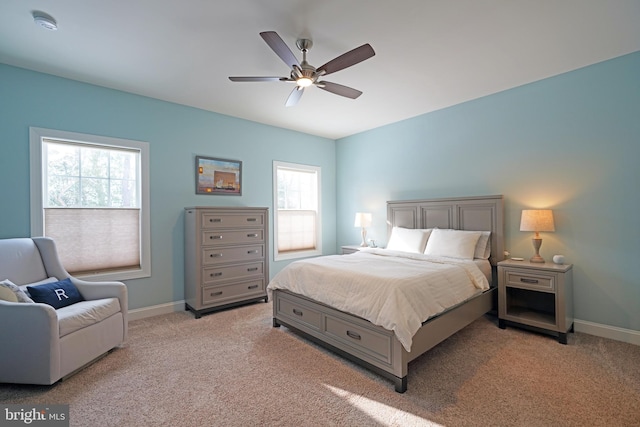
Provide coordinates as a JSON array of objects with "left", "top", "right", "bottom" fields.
[{"left": 354, "top": 212, "right": 372, "bottom": 247}]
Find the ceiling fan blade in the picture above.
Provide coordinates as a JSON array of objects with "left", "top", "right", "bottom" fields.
[
  {"left": 260, "top": 31, "right": 300, "bottom": 69},
  {"left": 229, "top": 77, "right": 286, "bottom": 82},
  {"left": 285, "top": 87, "right": 304, "bottom": 107},
  {"left": 317, "top": 44, "right": 375, "bottom": 76},
  {"left": 317, "top": 81, "right": 362, "bottom": 99}
]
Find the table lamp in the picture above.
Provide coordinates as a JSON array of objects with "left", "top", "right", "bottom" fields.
[
  {"left": 354, "top": 212, "right": 372, "bottom": 247},
  {"left": 520, "top": 209, "right": 555, "bottom": 263}
]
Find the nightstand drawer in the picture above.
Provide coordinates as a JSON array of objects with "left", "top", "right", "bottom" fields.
[{"left": 505, "top": 271, "right": 554, "bottom": 291}]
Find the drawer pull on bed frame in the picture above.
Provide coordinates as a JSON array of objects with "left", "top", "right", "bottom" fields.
[
  {"left": 346, "top": 330, "right": 362, "bottom": 340},
  {"left": 293, "top": 309, "right": 303, "bottom": 316}
]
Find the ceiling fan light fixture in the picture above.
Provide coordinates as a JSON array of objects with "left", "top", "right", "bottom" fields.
[{"left": 296, "top": 77, "right": 313, "bottom": 88}]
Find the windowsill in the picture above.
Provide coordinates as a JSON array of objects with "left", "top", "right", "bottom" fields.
[
  {"left": 75, "top": 267, "right": 150, "bottom": 283},
  {"left": 274, "top": 249, "right": 322, "bottom": 262}
]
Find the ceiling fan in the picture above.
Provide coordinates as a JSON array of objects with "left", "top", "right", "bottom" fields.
[{"left": 229, "top": 31, "right": 375, "bottom": 107}]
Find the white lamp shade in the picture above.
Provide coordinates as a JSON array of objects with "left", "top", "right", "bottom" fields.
[
  {"left": 354, "top": 212, "right": 372, "bottom": 228},
  {"left": 520, "top": 209, "right": 555, "bottom": 232}
]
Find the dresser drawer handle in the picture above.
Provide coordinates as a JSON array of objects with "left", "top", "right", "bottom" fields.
[
  {"left": 246, "top": 218, "right": 257, "bottom": 222},
  {"left": 210, "top": 253, "right": 222, "bottom": 258},
  {"left": 292, "top": 309, "right": 303, "bottom": 316},
  {"left": 520, "top": 278, "right": 539, "bottom": 284},
  {"left": 247, "top": 267, "right": 258, "bottom": 272},
  {"left": 211, "top": 272, "right": 222, "bottom": 277},
  {"left": 247, "top": 284, "right": 259, "bottom": 290},
  {"left": 210, "top": 235, "right": 222, "bottom": 240},
  {"left": 247, "top": 233, "right": 258, "bottom": 238},
  {"left": 210, "top": 291, "right": 223, "bottom": 297},
  {"left": 346, "top": 330, "right": 362, "bottom": 340},
  {"left": 247, "top": 250, "right": 259, "bottom": 254},
  {"left": 210, "top": 218, "right": 222, "bottom": 223}
]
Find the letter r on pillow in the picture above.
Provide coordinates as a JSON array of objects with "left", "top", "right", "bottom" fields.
[{"left": 54, "top": 288, "right": 69, "bottom": 301}]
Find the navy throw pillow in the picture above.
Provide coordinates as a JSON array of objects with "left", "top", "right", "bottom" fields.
[{"left": 27, "top": 278, "right": 84, "bottom": 309}]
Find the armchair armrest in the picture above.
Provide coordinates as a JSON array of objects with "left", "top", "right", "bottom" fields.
[
  {"left": 71, "top": 278, "right": 128, "bottom": 342},
  {"left": 0, "top": 300, "right": 61, "bottom": 384}
]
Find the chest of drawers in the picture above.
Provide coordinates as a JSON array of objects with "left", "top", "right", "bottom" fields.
[{"left": 184, "top": 207, "right": 269, "bottom": 318}]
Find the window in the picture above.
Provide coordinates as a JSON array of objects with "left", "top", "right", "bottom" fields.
[
  {"left": 30, "top": 127, "right": 150, "bottom": 281},
  {"left": 273, "top": 161, "right": 321, "bottom": 261}
]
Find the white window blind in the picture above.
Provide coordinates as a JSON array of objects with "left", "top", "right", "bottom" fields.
[
  {"left": 277, "top": 210, "right": 317, "bottom": 253},
  {"left": 44, "top": 208, "right": 140, "bottom": 274}
]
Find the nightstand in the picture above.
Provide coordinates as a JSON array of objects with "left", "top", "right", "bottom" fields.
[
  {"left": 341, "top": 245, "right": 363, "bottom": 254},
  {"left": 498, "top": 259, "right": 574, "bottom": 344}
]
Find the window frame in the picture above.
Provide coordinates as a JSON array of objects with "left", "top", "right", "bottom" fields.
[
  {"left": 29, "top": 127, "right": 151, "bottom": 281},
  {"left": 273, "top": 160, "right": 322, "bottom": 261}
]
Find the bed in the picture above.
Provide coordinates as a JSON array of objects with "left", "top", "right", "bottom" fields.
[{"left": 268, "top": 195, "right": 504, "bottom": 392}]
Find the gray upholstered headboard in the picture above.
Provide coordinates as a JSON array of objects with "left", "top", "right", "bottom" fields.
[{"left": 386, "top": 195, "right": 505, "bottom": 266}]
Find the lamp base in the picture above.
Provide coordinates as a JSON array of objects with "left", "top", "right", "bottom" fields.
[
  {"left": 360, "top": 228, "right": 368, "bottom": 247},
  {"left": 530, "top": 237, "right": 545, "bottom": 263}
]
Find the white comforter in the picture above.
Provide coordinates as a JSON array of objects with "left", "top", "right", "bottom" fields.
[{"left": 267, "top": 248, "right": 490, "bottom": 352}]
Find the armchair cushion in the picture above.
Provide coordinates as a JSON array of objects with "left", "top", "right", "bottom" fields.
[
  {"left": 28, "top": 278, "right": 84, "bottom": 309},
  {"left": 57, "top": 298, "right": 121, "bottom": 337},
  {"left": 1, "top": 279, "right": 34, "bottom": 303}
]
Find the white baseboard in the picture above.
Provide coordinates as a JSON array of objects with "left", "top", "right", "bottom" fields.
[
  {"left": 574, "top": 319, "right": 640, "bottom": 346},
  {"left": 126, "top": 304, "right": 639, "bottom": 346},
  {"left": 128, "top": 300, "right": 186, "bottom": 322}
]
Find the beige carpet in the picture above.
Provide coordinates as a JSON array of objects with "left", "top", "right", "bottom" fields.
[{"left": 1, "top": 301, "right": 639, "bottom": 426}]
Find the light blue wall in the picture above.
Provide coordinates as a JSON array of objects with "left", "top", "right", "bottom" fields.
[
  {"left": 3, "top": 51, "right": 639, "bottom": 331},
  {"left": 0, "top": 64, "right": 336, "bottom": 310},
  {"left": 336, "top": 51, "right": 640, "bottom": 331}
]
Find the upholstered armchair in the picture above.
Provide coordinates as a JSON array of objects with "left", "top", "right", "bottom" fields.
[{"left": 0, "top": 237, "right": 128, "bottom": 385}]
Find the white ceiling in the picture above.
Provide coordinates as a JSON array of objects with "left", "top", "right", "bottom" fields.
[{"left": 1, "top": 1, "right": 639, "bottom": 139}]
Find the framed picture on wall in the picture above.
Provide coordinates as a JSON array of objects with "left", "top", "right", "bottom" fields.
[{"left": 195, "top": 155, "right": 242, "bottom": 195}]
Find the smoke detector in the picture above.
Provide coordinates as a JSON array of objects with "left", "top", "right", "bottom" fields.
[{"left": 33, "top": 11, "right": 58, "bottom": 31}]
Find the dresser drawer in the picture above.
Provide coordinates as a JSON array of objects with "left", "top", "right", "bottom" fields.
[
  {"left": 201, "top": 279, "right": 265, "bottom": 306},
  {"left": 505, "top": 270, "right": 554, "bottom": 291},
  {"left": 202, "top": 229, "right": 264, "bottom": 246},
  {"left": 202, "top": 262, "right": 264, "bottom": 285},
  {"left": 276, "top": 295, "right": 322, "bottom": 331},
  {"left": 324, "top": 315, "right": 392, "bottom": 364},
  {"left": 202, "top": 245, "right": 264, "bottom": 265},
  {"left": 201, "top": 212, "right": 265, "bottom": 229}
]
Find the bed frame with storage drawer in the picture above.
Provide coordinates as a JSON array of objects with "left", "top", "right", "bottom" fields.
[{"left": 272, "top": 195, "right": 504, "bottom": 392}]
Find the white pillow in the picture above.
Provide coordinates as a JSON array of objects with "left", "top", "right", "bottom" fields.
[
  {"left": 474, "top": 231, "right": 491, "bottom": 259},
  {"left": 424, "top": 229, "right": 482, "bottom": 259},
  {"left": 386, "top": 227, "right": 431, "bottom": 253},
  {"left": 0, "top": 279, "right": 34, "bottom": 303}
]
